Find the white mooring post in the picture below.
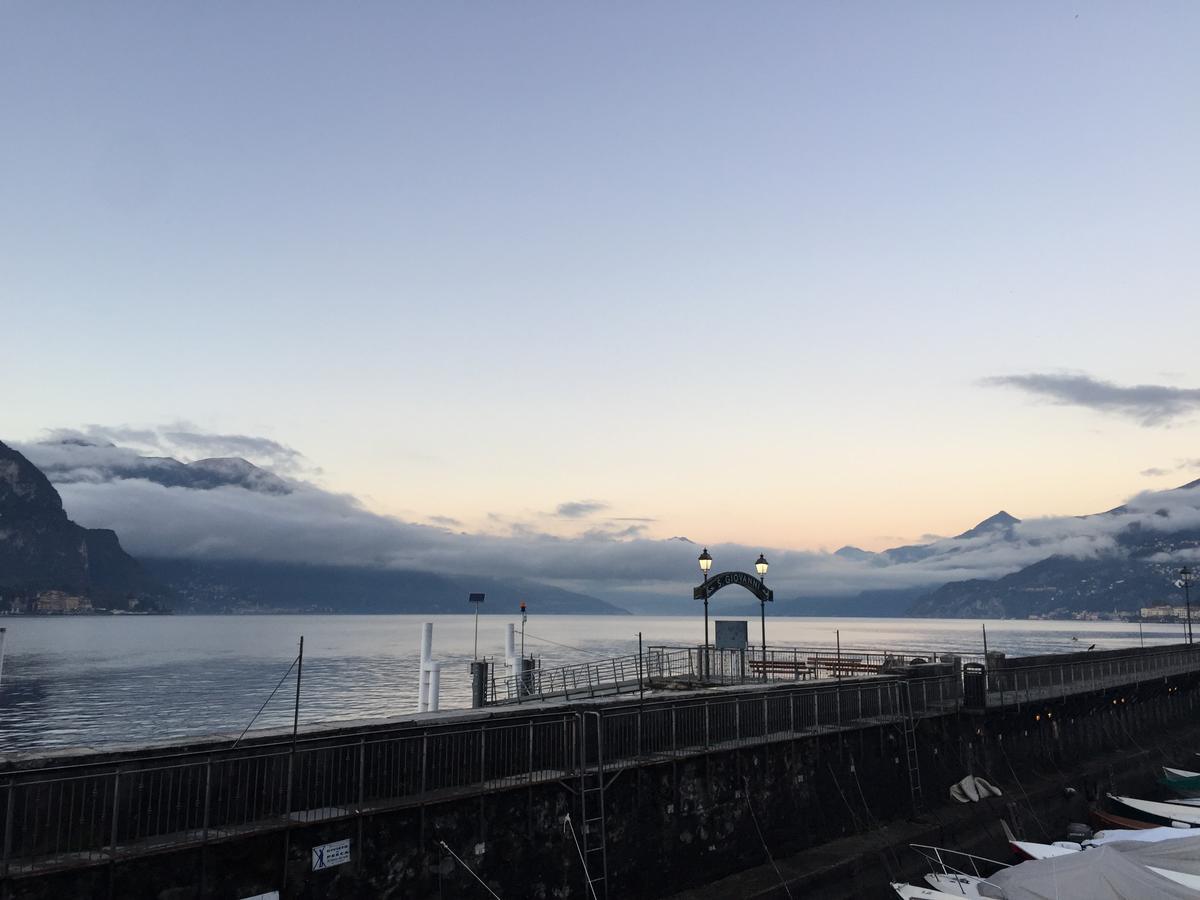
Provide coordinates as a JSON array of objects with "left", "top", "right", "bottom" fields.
[
  {"left": 428, "top": 661, "right": 441, "bottom": 712},
  {"left": 505, "top": 623, "right": 516, "bottom": 669},
  {"left": 416, "top": 622, "right": 433, "bottom": 712}
]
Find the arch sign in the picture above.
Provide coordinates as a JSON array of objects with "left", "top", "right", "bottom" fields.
[{"left": 693, "top": 571, "right": 773, "bottom": 604}]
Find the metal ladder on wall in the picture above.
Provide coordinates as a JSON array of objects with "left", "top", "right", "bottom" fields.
[
  {"left": 577, "top": 710, "right": 609, "bottom": 900},
  {"left": 899, "top": 681, "right": 924, "bottom": 814}
]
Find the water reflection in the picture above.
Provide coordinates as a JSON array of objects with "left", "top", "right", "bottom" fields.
[{"left": 0, "top": 614, "right": 1183, "bottom": 753}]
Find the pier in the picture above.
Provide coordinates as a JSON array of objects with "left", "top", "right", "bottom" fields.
[{"left": 3, "top": 640, "right": 1200, "bottom": 899}]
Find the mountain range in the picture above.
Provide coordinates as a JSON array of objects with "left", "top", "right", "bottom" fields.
[
  {"left": 7, "top": 433, "right": 1200, "bottom": 619},
  {"left": 813, "top": 494, "right": 1199, "bottom": 618},
  {"left": 0, "top": 438, "right": 625, "bottom": 615}
]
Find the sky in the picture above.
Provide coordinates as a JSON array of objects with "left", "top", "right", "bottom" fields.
[{"left": 4, "top": 2, "right": 1200, "bottom": 556}]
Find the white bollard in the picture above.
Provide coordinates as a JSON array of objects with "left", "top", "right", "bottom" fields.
[
  {"left": 0, "top": 627, "right": 6, "bottom": 690},
  {"left": 505, "top": 623, "right": 516, "bottom": 669},
  {"left": 417, "top": 623, "right": 433, "bottom": 712},
  {"left": 429, "top": 662, "right": 441, "bottom": 712}
]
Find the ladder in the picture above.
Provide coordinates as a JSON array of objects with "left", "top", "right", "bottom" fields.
[
  {"left": 900, "top": 681, "right": 924, "bottom": 815},
  {"left": 577, "top": 710, "right": 609, "bottom": 899}
]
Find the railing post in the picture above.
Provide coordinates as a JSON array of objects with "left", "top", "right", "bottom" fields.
[
  {"left": 420, "top": 730, "right": 428, "bottom": 797},
  {"left": 202, "top": 757, "right": 212, "bottom": 844},
  {"left": 479, "top": 726, "right": 487, "bottom": 786},
  {"left": 2, "top": 778, "right": 14, "bottom": 876},
  {"left": 526, "top": 720, "right": 535, "bottom": 783},
  {"left": 109, "top": 769, "right": 121, "bottom": 858}
]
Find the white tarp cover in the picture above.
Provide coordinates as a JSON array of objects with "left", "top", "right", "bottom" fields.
[
  {"left": 976, "top": 846, "right": 1199, "bottom": 900},
  {"left": 1086, "top": 826, "right": 1196, "bottom": 847},
  {"left": 1105, "top": 834, "right": 1200, "bottom": 876}
]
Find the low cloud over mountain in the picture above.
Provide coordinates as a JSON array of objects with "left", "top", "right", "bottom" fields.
[{"left": 14, "top": 428, "right": 1200, "bottom": 607}]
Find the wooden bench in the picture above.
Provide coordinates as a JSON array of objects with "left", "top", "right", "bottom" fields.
[
  {"left": 806, "top": 657, "right": 883, "bottom": 675},
  {"left": 747, "top": 658, "right": 810, "bottom": 678}
]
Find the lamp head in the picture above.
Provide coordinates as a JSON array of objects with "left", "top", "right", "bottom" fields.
[
  {"left": 698, "top": 548, "right": 713, "bottom": 573},
  {"left": 755, "top": 553, "right": 769, "bottom": 577}
]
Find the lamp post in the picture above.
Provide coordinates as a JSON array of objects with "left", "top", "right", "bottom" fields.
[
  {"left": 1181, "top": 567, "right": 1195, "bottom": 646},
  {"left": 699, "top": 548, "right": 713, "bottom": 679},
  {"left": 755, "top": 553, "right": 769, "bottom": 680}
]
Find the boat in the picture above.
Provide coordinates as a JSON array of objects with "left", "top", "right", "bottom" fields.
[
  {"left": 1009, "top": 839, "right": 1079, "bottom": 861},
  {"left": 1147, "top": 866, "right": 1200, "bottom": 889},
  {"left": 1162, "top": 766, "right": 1200, "bottom": 798},
  {"left": 1086, "top": 825, "right": 1197, "bottom": 847},
  {"left": 1109, "top": 794, "right": 1200, "bottom": 827},
  {"left": 924, "top": 872, "right": 986, "bottom": 896},
  {"left": 981, "top": 845, "right": 1200, "bottom": 899},
  {"left": 1090, "top": 806, "right": 1163, "bottom": 831},
  {"left": 1165, "top": 767, "right": 1200, "bottom": 780},
  {"left": 891, "top": 883, "right": 970, "bottom": 899}
]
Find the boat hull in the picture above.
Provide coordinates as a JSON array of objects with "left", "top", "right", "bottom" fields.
[{"left": 1109, "top": 794, "right": 1200, "bottom": 827}]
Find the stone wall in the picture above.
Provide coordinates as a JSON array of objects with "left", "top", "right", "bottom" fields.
[{"left": 5, "top": 670, "right": 1200, "bottom": 900}]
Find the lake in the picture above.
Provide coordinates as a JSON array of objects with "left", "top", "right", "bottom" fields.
[{"left": 0, "top": 614, "right": 1186, "bottom": 753}]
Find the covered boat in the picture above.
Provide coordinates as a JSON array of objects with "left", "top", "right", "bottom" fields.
[
  {"left": 1086, "top": 825, "right": 1196, "bottom": 847},
  {"left": 1102, "top": 834, "right": 1200, "bottom": 879},
  {"left": 976, "top": 846, "right": 1199, "bottom": 899}
]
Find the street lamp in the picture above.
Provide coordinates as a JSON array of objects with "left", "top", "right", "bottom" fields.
[
  {"left": 699, "top": 548, "right": 713, "bottom": 678},
  {"left": 1181, "top": 567, "right": 1195, "bottom": 645},
  {"left": 755, "top": 554, "right": 769, "bottom": 680}
]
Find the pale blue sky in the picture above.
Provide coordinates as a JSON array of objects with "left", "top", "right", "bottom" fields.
[{"left": 4, "top": 2, "right": 1199, "bottom": 550}]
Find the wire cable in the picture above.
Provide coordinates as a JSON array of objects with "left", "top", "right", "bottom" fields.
[
  {"left": 438, "top": 840, "right": 503, "bottom": 899},
  {"left": 742, "top": 776, "right": 795, "bottom": 899},
  {"left": 232, "top": 654, "right": 299, "bottom": 748},
  {"left": 562, "top": 814, "right": 600, "bottom": 900},
  {"left": 520, "top": 630, "right": 602, "bottom": 655}
]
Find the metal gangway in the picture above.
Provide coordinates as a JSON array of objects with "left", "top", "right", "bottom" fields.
[{"left": 485, "top": 643, "right": 948, "bottom": 706}]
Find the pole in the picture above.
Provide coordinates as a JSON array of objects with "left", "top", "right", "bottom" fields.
[
  {"left": 1184, "top": 573, "right": 1194, "bottom": 645},
  {"left": 292, "top": 636, "right": 303, "bottom": 748},
  {"left": 836, "top": 629, "right": 841, "bottom": 682},
  {"left": 638, "top": 631, "right": 644, "bottom": 702},
  {"left": 282, "top": 635, "right": 303, "bottom": 896},
  {"left": 982, "top": 623, "right": 989, "bottom": 660},
  {"left": 0, "top": 627, "right": 6, "bottom": 690},
  {"left": 760, "top": 598, "right": 767, "bottom": 682},
  {"left": 521, "top": 603, "right": 527, "bottom": 660},
  {"left": 474, "top": 603, "right": 480, "bottom": 660},
  {"left": 1139, "top": 622, "right": 1144, "bottom": 648},
  {"left": 703, "top": 570, "right": 710, "bottom": 682},
  {"left": 418, "top": 623, "right": 433, "bottom": 712}
]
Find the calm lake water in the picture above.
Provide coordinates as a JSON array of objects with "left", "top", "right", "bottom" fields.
[{"left": 0, "top": 614, "right": 1186, "bottom": 753}]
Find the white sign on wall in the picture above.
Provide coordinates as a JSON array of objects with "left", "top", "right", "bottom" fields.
[
  {"left": 312, "top": 838, "right": 351, "bottom": 871},
  {"left": 240, "top": 893, "right": 280, "bottom": 900}
]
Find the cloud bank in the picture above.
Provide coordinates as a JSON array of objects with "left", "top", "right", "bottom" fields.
[
  {"left": 15, "top": 429, "right": 1200, "bottom": 601},
  {"left": 982, "top": 373, "right": 1200, "bottom": 426}
]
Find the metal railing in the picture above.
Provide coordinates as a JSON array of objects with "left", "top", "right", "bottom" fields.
[
  {"left": 0, "top": 674, "right": 956, "bottom": 879},
  {"left": 985, "top": 643, "right": 1200, "bottom": 708},
  {"left": 695, "top": 645, "right": 947, "bottom": 683},
  {"left": 487, "top": 643, "right": 948, "bottom": 704},
  {"left": 487, "top": 647, "right": 697, "bottom": 704}
]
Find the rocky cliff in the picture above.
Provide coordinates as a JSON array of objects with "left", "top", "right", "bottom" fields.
[{"left": 0, "top": 439, "right": 159, "bottom": 607}]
